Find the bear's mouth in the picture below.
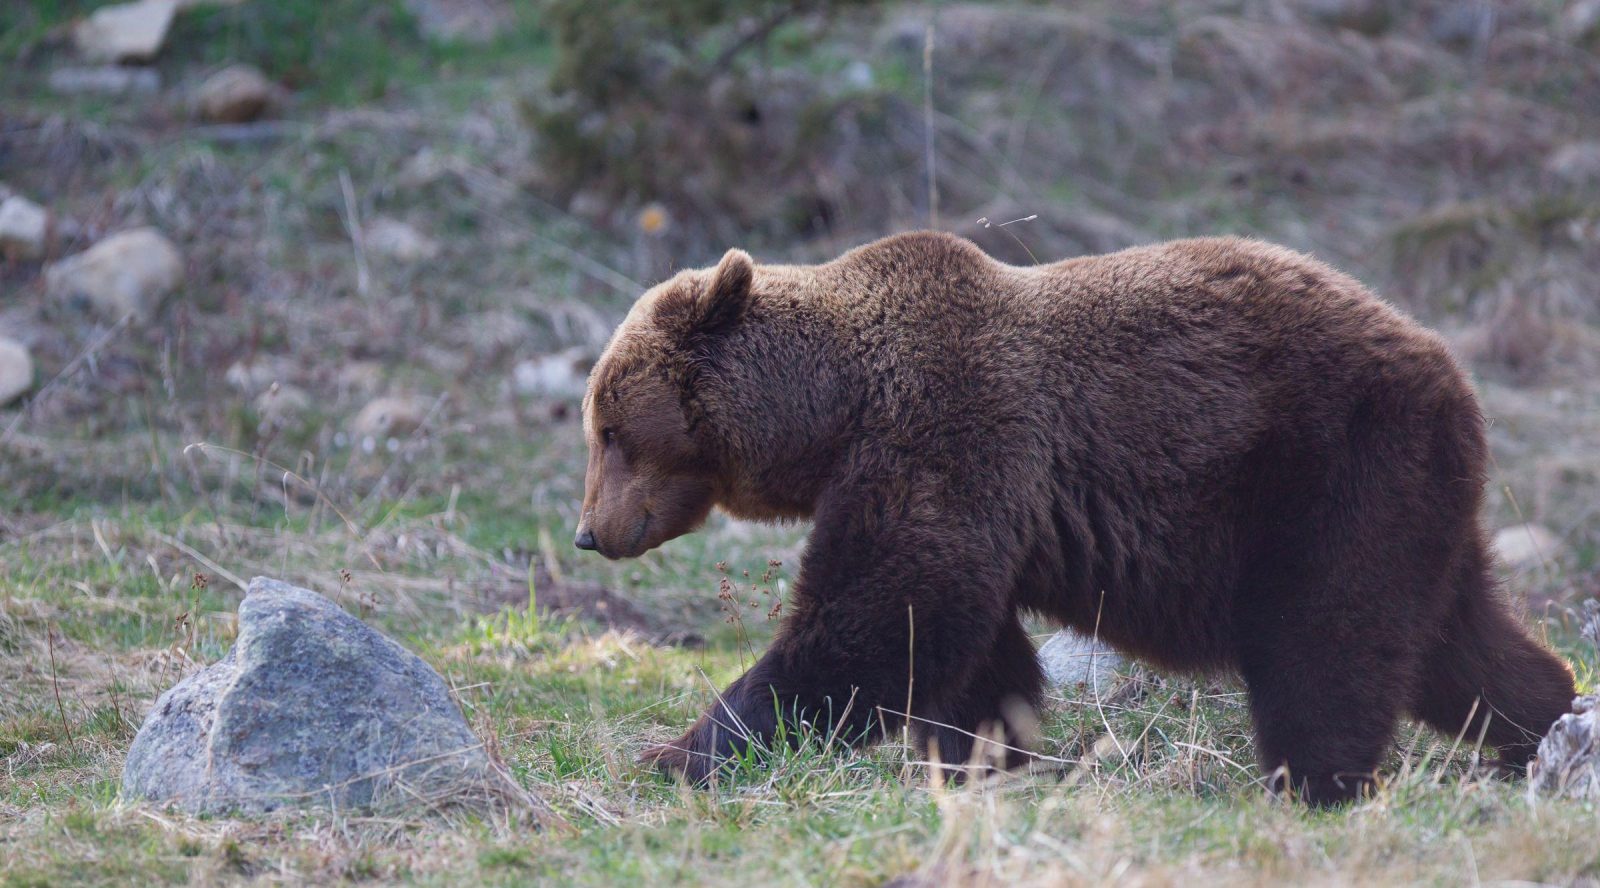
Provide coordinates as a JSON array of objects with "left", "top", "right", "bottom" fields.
[
  {"left": 599, "top": 512, "right": 651, "bottom": 560},
  {"left": 626, "top": 512, "right": 652, "bottom": 556}
]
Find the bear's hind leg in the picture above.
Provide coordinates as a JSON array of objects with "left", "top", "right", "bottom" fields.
[
  {"left": 919, "top": 616, "right": 1044, "bottom": 776},
  {"left": 1411, "top": 543, "right": 1574, "bottom": 772}
]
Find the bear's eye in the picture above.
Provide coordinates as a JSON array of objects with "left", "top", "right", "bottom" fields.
[{"left": 602, "top": 428, "right": 617, "bottom": 446}]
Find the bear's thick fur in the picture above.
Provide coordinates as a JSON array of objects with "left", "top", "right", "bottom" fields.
[{"left": 575, "top": 231, "right": 1575, "bottom": 805}]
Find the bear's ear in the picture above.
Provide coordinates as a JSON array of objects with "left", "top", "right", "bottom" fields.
[{"left": 695, "top": 248, "right": 754, "bottom": 333}]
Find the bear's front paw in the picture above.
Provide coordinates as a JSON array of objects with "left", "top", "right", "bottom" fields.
[{"left": 639, "top": 725, "right": 724, "bottom": 786}]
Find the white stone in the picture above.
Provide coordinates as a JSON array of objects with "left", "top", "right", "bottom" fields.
[
  {"left": 0, "top": 339, "right": 34, "bottom": 406},
  {"left": 1493, "top": 524, "right": 1561, "bottom": 571},
  {"left": 1565, "top": 0, "right": 1600, "bottom": 41},
  {"left": 1531, "top": 695, "right": 1600, "bottom": 800},
  {"left": 397, "top": 148, "right": 470, "bottom": 188},
  {"left": 253, "top": 383, "right": 310, "bottom": 429},
  {"left": 1545, "top": 142, "right": 1600, "bottom": 186},
  {"left": 513, "top": 347, "right": 593, "bottom": 400},
  {"left": 194, "top": 64, "right": 281, "bottom": 123},
  {"left": 335, "top": 361, "right": 386, "bottom": 398},
  {"left": 73, "top": 0, "right": 178, "bottom": 63},
  {"left": 351, "top": 396, "right": 429, "bottom": 443},
  {"left": 0, "top": 196, "right": 48, "bottom": 260},
  {"left": 224, "top": 358, "right": 277, "bottom": 394},
  {"left": 47, "top": 65, "right": 161, "bottom": 95},
  {"left": 365, "top": 217, "right": 440, "bottom": 263},
  {"left": 45, "top": 228, "right": 183, "bottom": 322},
  {"left": 1037, "top": 630, "right": 1126, "bottom": 693},
  {"left": 403, "top": 0, "right": 512, "bottom": 43}
]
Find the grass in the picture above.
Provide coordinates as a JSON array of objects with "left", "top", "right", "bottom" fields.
[
  {"left": 2, "top": 466, "right": 1598, "bottom": 885},
  {"left": 1, "top": 0, "right": 554, "bottom": 107}
]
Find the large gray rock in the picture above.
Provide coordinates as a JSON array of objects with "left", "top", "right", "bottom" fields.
[
  {"left": 122, "top": 577, "right": 491, "bottom": 814},
  {"left": 1530, "top": 694, "right": 1600, "bottom": 800},
  {"left": 45, "top": 228, "right": 183, "bottom": 322}
]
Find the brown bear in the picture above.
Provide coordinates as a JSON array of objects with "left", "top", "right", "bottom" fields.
[{"left": 573, "top": 231, "right": 1574, "bottom": 806}]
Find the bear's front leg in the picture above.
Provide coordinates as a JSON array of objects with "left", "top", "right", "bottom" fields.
[
  {"left": 639, "top": 661, "right": 784, "bottom": 785},
  {"left": 643, "top": 493, "right": 1021, "bottom": 784}
]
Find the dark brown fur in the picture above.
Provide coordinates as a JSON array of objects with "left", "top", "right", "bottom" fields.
[{"left": 575, "top": 231, "right": 1575, "bottom": 805}]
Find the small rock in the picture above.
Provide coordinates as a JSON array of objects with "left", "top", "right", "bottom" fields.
[
  {"left": 365, "top": 217, "right": 440, "bottom": 263},
  {"left": 73, "top": 0, "right": 178, "bottom": 63},
  {"left": 194, "top": 64, "right": 282, "bottom": 123},
  {"left": 843, "top": 59, "right": 875, "bottom": 89},
  {"left": 512, "top": 347, "right": 594, "bottom": 401},
  {"left": 0, "top": 196, "right": 48, "bottom": 260},
  {"left": 0, "top": 339, "right": 34, "bottom": 406},
  {"left": 122, "top": 577, "right": 495, "bottom": 813},
  {"left": 1565, "top": 0, "right": 1600, "bottom": 42},
  {"left": 47, "top": 65, "right": 161, "bottom": 96},
  {"left": 1545, "top": 142, "right": 1600, "bottom": 187},
  {"left": 45, "top": 228, "right": 183, "bottom": 322},
  {"left": 335, "top": 361, "right": 386, "bottom": 399},
  {"left": 397, "top": 148, "right": 470, "bottom": 189},
  {"left": 223, "top": 356, "right": 292, "bottom": 394},
  {"left": 1530, "top": 695, "right": 1599, "bottom": 800},
  {"left": 1493, "top": 525, "right": 1561, "bottom": 572},
  {"left": 456, "top": 308, "right": 534, "bottom": 359},
  {"left": 403, "top": 0, "right": 513, "bottom": 43},
  {"left": 1037, "top": 630, "right": 1126, "bottom": 693},
  {"left": 351, "top": 396, "right": 430, "bottom": 445},
  {"left": 253, "top": 383, "right": 310, "bottom": 430}
]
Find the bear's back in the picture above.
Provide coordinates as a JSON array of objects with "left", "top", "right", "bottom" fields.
[
  {"left": 805, "top": 231, "right": 1469, "bottom": 498},
  {"left": 821, "top": 232, "right": 1451, "bottom": 389}
]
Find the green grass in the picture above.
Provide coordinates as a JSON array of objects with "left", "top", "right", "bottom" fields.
[
  {"left": 2, "top": 0, "right": 553, "bottom": 110},
  {"left": 2, "top": 473, "right": 1598, "bottom": 885}
]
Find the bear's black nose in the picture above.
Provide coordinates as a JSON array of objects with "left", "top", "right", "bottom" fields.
[{"left": 574, "top": 528, "right": 597, "bottom": 550}]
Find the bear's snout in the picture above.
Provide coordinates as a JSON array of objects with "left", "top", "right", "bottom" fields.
[{"left": 574, "top": 527, "right": 597, "bottom": 550}]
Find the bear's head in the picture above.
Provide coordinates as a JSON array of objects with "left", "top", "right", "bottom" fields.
[{"left": 574, "top": 248, "right": 755, "bottom": 559}]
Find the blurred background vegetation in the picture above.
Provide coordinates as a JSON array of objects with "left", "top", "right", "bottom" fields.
[{"left": 2, "top": 0, "right": 1597, "bottom": 548}]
